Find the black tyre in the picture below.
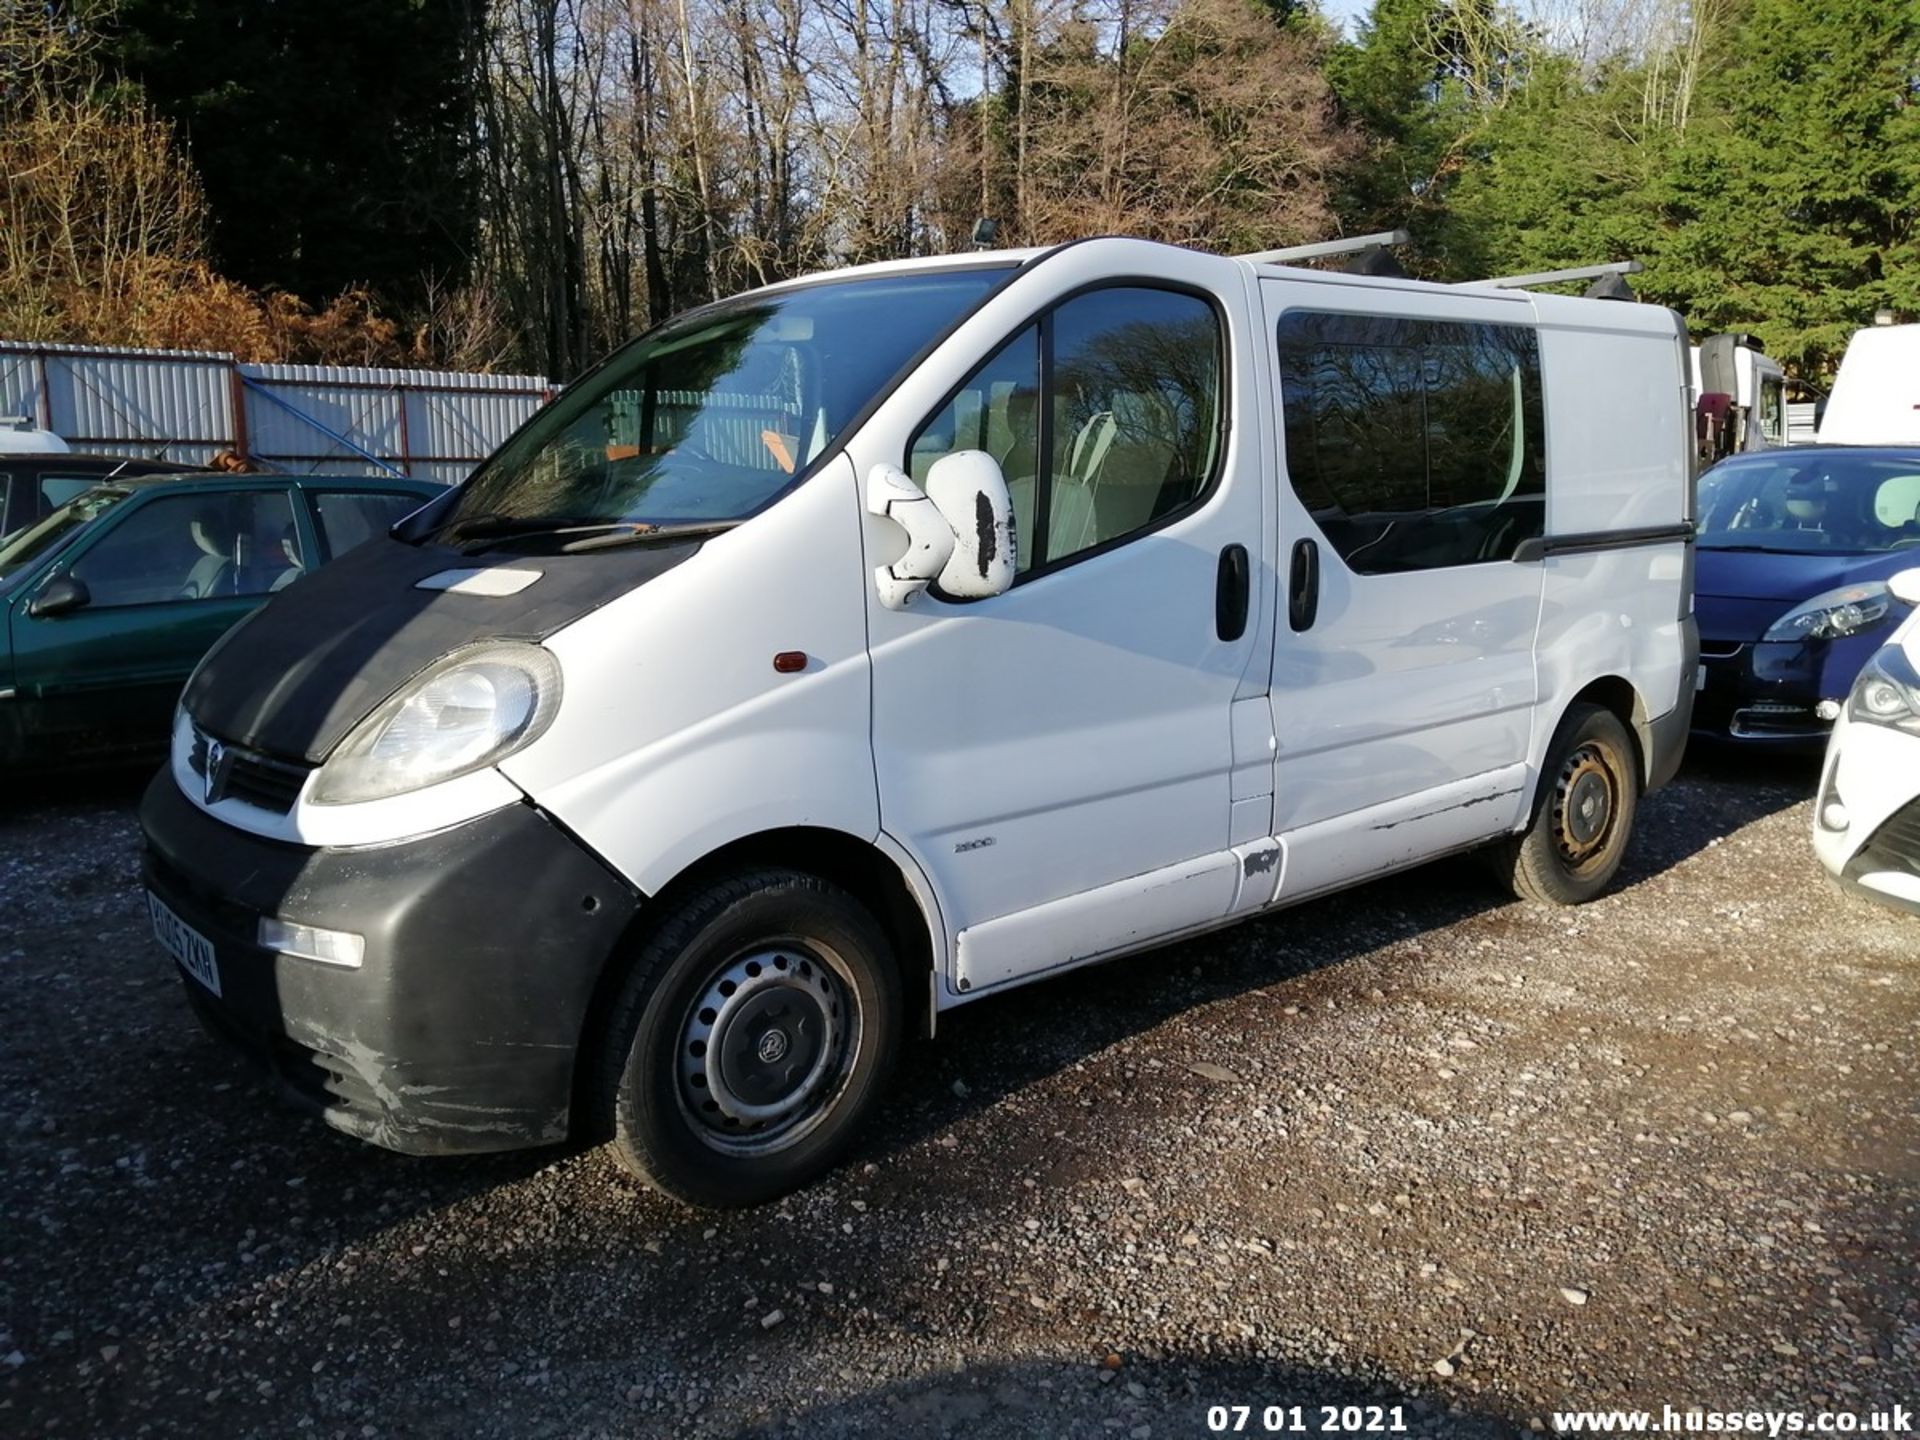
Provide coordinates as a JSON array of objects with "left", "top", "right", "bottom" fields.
[
  {"left": 1498, "top": 703, "right": 1640, "bottom": 905},
  {"left": 595, "top": 868, "right": 902, "bottom": 1208}
]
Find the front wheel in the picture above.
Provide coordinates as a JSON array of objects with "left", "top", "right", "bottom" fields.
[
  {"left": 1497, "top": 703, "right": 1641, "bottom": 905},
  {"left": 594, "top": 868, "right": 902, "bottom": 1209}
]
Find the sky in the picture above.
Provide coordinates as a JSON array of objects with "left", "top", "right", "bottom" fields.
[{"left": 1320, "top": 0, "right": 1373, "bottom": 33}]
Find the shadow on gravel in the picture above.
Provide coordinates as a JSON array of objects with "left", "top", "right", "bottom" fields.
[
  {"left": 1613, "top": 742, "right": 1819, "bottom": 885},
  {"left": 0, "top": 760, "right": 159, "bottom": 814},
  {"left": 732, "top": 1352, "right": 1514, "bottom": 1440},
  {"left": 857, "top": 740, "right": 1815, "bottom": 1181}
]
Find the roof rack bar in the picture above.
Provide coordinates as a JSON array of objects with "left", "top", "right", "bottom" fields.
[
  {"left": 1240, "top": 229, "right": 1411, "bottom": 265},
  {"left": 1459, "top": 260, "right": 1644, "bottom": 290}
]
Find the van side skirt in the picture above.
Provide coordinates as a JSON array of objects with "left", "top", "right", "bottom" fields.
[{"left": 946, "top": 764, "right": 1528, "bottom": 1000}]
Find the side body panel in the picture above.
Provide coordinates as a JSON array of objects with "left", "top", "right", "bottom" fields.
[
  {"left": 1529, "top": 297, "right": 1693, "bottom": 773},
  {"left": 499, "top": 456, "right": 880, "bottom": 896},
  {"left": 1257, "top": 276, "right": 1545, "bottom": 896}
]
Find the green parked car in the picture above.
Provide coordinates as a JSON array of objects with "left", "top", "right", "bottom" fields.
[{"left": 0, "top": 471, "right": 443, "bottom": 770}]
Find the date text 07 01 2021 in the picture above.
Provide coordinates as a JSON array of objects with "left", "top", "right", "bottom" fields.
[{"left": 1209, "top": 1406, "right": 1411, "bottom": 1434}]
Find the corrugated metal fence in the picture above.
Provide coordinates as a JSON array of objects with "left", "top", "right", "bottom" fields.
[{"left": 0, "top": 340, "right": 553, "bottom": 485}]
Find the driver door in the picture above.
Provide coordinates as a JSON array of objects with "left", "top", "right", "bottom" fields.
[
  {"left": 852, "top": 244, "right": 1273, "bottom": 998},
  {"left": 10, "top": 487, "right": 298, "bottom": 749}
]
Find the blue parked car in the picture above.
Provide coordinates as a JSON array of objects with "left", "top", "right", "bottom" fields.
[{"left": 1694, "top": 445, "right": 1920, "bottom": 746}]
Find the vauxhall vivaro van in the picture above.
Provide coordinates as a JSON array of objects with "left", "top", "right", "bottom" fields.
[{"left": 139, "top": 237, "right": 1697, "bottom": 1206}]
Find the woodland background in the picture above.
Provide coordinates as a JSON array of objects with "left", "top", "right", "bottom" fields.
[{"left": 2, "top": 0, "right": 1916, "bottom": 381}]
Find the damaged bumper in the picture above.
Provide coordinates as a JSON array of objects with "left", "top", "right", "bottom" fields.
[{"left": 139, "top": 771, "right": 640, "bottom": 1156}]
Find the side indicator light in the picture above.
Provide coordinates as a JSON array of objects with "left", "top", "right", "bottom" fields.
[{"left": 773, "top": 651, "right": 807, "bottom": 673}]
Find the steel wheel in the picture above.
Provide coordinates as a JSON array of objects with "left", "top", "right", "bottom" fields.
[
  {"left": 1552, "top": 741, "right": 1622, "bottom": 876},
  {"left": 597, "top": 868, "right": 903, "bottom": 1208},
  {"left": 674, "top": 943, "right": 859, "bottom": 1155},
  {"left": 1498, "top": 702, "right": 1641, "bottom": 906}
]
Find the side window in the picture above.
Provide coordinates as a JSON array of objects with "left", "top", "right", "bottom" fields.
[
  {"left": 910, "top": 326, "right": 1041, "bottom": 572},
  {"left": 1277, "top": 312, "right": 1546, "bottom": 574},
  {"left": 70, "top": 490, "right": 297, "bottom": 606},
  {"left": 39, "top": 476, "right": 101, "bottom": 512},
  {"left": 1872, "top": 473, "right": 1920, "bottom": 531},
  {"left": 908, "top": 286, "right": 1223, "bottom": 579},
  {"left": 312, "top": 490, "right": 422, "bottom": 561}
]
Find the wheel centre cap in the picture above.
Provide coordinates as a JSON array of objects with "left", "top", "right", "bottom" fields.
[{"left": 756, "top": 1028, "right": 790, "bottom": 1064}]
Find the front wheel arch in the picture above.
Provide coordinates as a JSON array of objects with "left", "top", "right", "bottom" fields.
[{"left": 569, "top": 827, "right": 935, "bottom": 1142}]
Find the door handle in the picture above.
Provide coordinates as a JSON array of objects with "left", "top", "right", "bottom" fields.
[
  {"left": 1288, "top": 538, "right": 1319, "bottom": 632},
  {"left": 1215, "top": 543, "right": 1249, "bottom": 642}
]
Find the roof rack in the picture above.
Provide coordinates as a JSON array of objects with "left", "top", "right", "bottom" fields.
[
  {"left": 1456, "top": 260, "right": 1644, "bottom": 291},
  {"left": 1239, "top": 229, "right": 1411, "bottom": 266}
]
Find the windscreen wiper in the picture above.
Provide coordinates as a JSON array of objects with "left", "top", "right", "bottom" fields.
[
  {"left": 443, "top": 515, "right": 632, "bottom": 553},
  {"left": 560, "top": 521, "right": 741, "bottom": 553}
]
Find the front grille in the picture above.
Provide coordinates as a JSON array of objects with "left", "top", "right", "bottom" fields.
[
  {"left": 1861, "top": 800, "right": 1920, "bottom": 876},
  {"left": 1699, "top": 640, "right": 1746, "bottom": 660},
  {"left": 1729, "top": 703, "right": 1825, "bottom": 739},
  {"left": 188, "top": 726, "right": 311, "bottom": 814}
]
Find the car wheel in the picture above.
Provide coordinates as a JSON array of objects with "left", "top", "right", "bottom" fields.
[
  {"left": 595, "top": 868, "right": 902, "bottom": 1208},
  {"left": 1498, "top": 703, "right": 1641, "bottom": 906}
]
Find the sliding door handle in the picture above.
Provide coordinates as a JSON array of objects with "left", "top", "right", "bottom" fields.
[
  {"left": 1288, "top": 538, "right": 1320, "bottom": 632},
  {"left": 1215, "top": 543, "right": 1249, "bottom": 641}
]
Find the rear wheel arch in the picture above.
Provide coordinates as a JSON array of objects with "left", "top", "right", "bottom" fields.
[
  {"left": 1560, "top": 674, "right": 1652, "bottom": 785},
  {"left": 570, "top": 826, "right": 936, "bottom": 1139}
]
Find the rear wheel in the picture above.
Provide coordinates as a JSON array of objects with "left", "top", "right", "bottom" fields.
[
  {"left": 594, "top": 868, "right": 902, "bottom": 1208},
  {"left": 1498, "top": 703, "right": 1640, "bottom": 905}
]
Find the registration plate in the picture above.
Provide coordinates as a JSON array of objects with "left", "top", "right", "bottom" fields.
[
  {"left": 148, "top": 892, "right": 221, "bottom": 997},
  {"left": 1696, "top": 664, "right": 1708, "bottom": 691}
]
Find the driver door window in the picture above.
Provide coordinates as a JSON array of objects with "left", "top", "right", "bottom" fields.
[
  {"left": 70, "top": 491, "right": 296, "bottom": 606},
  {"left": 909, "top": 286, "right": 1224, "bottom": 580}
]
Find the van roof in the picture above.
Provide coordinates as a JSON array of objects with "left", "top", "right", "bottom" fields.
[{"left": 751, "top": 237, "right": 1682, "bottom": 335}]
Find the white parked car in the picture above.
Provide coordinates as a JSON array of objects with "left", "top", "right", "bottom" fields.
[
  {"left": 1813, "top": 567, "right": 1920, "bottom": 913},
  {"left": 138, "top": 237, "right": 1698, "bottom": 1207}
]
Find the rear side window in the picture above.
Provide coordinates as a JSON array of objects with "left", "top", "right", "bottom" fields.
[
  {"left": 1277, "top": 312, "right": 1546, "bottom": 573},
  {"left": 312, "top": 491, "right": 423, "bottom": 559},
  {"left": 911, "top": 285, "right": 1224, "bottom": 579}
]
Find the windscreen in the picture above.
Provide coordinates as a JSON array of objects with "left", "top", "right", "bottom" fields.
[
  {"left": 0, "top": 487, "right": 126, "bottom": 589},
  {"left": 420, "top": 267, "right": 1011, "bottom": 549},
  {"left": 1697, "top": 451, "right": 1920, "bottom": 555}
]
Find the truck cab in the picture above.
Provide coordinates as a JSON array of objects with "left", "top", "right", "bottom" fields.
[{"left": 140, "top": 238, "right": 1697, "bottom": 1207}]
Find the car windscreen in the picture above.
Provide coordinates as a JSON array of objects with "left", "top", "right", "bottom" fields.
[
  {"left": 416, "top": 267, "right": 1012, "bottom": 551},
  {"left": 1696, "top": 452, "right": 1920, "bottom": 555},
  {"left": 0, "top": 487, "right": 127, "bottom": 590}
]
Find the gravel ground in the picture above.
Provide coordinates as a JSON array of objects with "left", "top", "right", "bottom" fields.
[{"left": 2, "top": 754, "right": 1915, "bottom": 1439}]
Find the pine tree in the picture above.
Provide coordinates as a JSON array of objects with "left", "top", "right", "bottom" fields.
[
  {"left": 1658, "top": 0, "right": 1920, "bottom": 375},
  {"left": 109, "top": 0, "right": 486, "bottom": 314}
]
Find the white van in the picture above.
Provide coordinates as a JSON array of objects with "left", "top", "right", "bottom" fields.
[
  {"left": 1819, "top": 323, "right": 1920, "bottom": 446},
  {"left": 0, "top": 418, "right": 71, "bottom": 456},
  {"left": 138, "top": 238, "right": 1697, "bottom": 1206}
]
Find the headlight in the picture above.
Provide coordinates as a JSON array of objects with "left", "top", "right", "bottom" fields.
[
  {"left": 1845, "top": 646, "right": 1920, "bottom": 733},
  {"left": 1763, "top": 582, "right": 1892, "bottom": 643},
  {"left": 310, "top": 642, "right": 561, "bottom": 806}
]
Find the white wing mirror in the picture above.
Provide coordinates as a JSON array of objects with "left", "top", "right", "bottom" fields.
[
  {"left": 866, "top": 463, "right": 955, "bottom": 609},
  {"left": 865, "top": 452, "right": 1016, "bottom": 609},
  {"left": 1890, "top": 568, "right": 1920, "bottom": 607},
  {"left": 924, "top": 451, "right": 1016, "bottom": 600}
]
